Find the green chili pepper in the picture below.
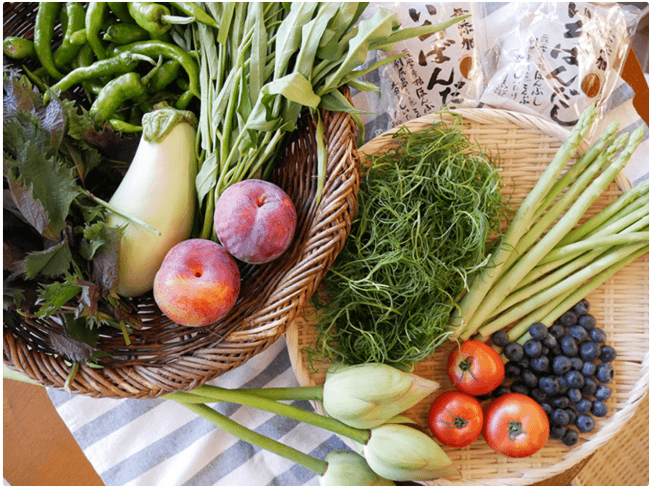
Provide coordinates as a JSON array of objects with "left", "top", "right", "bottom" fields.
[
  {"left": 109, "top": 119, "right": 143, "bottom": 133},
  {"left": 112, "top": 40, "right": 200, "bottom": 98},
  {"left": 127, "top": 2, "right": 195, "bottom": 36},
  {"left": 175, "top": 89, "right": 194, "bottom": 110},
  {"left": 53, "top": 2, "right": 86, "bottom": 69},
  {"left": 90, "top": 72, "right": 148, "bottom": 124},
  {"left": 107, "top": 2, "right": 133, "bottom": 23},
  {"left": 169, "top": 2, "right": 218, "bottom": 29},
  {"left": 103, "top": 23, "right": 150, "bottom": 44},
  {"left": 46, "top": 51, "right": 156, "bottom": 102},
  {"left": 21, "top": 64, "right": 49, "bottom": 93},
  {"left": 3, "top": 36, "right": 37, "bottom": 60},
  {"left": 75, "top": 43, "right": 104, "bottom": 101},
  {"left": 86, "top": 2, "right": 109, "bottom": 60},
  {"left": 146, "top": 59, "right": 180, "bottom": 92},
  {"left": 34, "top": 2, "right": 65, "bottom": 80},
  {"left": 70, "top": 29, "right": 87, "bottom": 46}
]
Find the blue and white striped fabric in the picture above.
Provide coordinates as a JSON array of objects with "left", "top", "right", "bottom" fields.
[{"left": 47, "top": 337, "right": 351, "bottom": 486}]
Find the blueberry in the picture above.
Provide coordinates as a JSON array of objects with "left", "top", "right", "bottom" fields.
[
  {"left": 550, "top": 395, "right": 570, "bottom": 409},
  {"left": 599, "top": 345, "right": 617, "bottom": 363},
  {"left": 578, "top": 314, "right": 597, "bottom": 331},
  {"left": 582, "top": 361, "right": 597, "bottom": 377},
  {"left": 528, "top": 322, "right": 549, "bottom": 340},
  {"left": 491, "top": 330, "right": 510, "bottom": 348},
  {"left": 567, "top": 388, "right": 582, "bottom": 403},
  {"left": 581, "top": 377, "right": 598, "bottom": 397},
  {"left": 541, "top": 346, "right": 550, "bottom": 356},
  {"left": 550, "top": 408, "right": 570, "bottom": 426},
  {"left": 556, "top": 376, "right": 569, "bottom": 395},
  {"left": 540, "top": 402, "right": 553, "bottom": 416},
  {"left": 550, "top": 425, "right": 567, "bottom": 440},
  {"left": 576, "top": 414, "right": 596, "bottom": 433},
  {"left": 575, "top": 398, "right": 593, "bottom": 414},
  {"left": 595, "top": 363, "right": 614, "bottom": 383},
  {"left": 539, "top": 376, "right": 558, "bottom": 395},
  {"left": 589, "top": 328, "right": 607, "bottom": 343},
  {"left": 594, "top": 385, "right": 611, "bottom": 401},
  {"left": 579, "top": 341, "right": 601, "bottom": 362},
  {"left": 560, "top": 311, "right": 578, "bottom": 327},
  {"left": 553, "top": 355, "right": 573, "bottom": 375},
  {"left": 549, "top": 344, "right": 564, "bottom": 357},
  {"left": 542, "top": 334, "right": 557, "bottom": 349},
  {"left": 518, "top": 356, "right": 531, "bottom": 369},
  {"left": 572, "top": 299, "right": 591, "bottom": 316},
  {"left": 504, "top": 342, "right": 525, "bottom": 362},
  {"left": 565, "top": 370, "right": 585, "bottom": 389},
  {"left": 531, "top": 355, "right": 550, "bottom": 373},
  {"left": 548, "top": 323, "right": 566, "bottom": 340},
  {"left": 521, "top": 369, "right": 539, "bottom": 389},
  {"left": 592, "top": 400, "right": 608, "bottom": 417},
  {"left": 530, "top": 387, "right": 547, "bottom": 403},
  {"left": 492, "top": 385, "right": 511, "bottom": 398},
  {"left": 570, "top": 357, "right": 584, "bottom": 371},
  {"left": 565, "top": 407, "right": 577, "bottom": 425},
  {"left": 561, "top": 336, "right": 579, "bottom": 357},
  {"left": 511, "top": 381, "right": 530, "bottom": 396},
  {"left": 562, "top": 429, "right": 579, "bottom": 446},
  {"left": 568, "top": 325, "right": 589, "bottom": 342},
  {"left": 524, "top": 339, "right": 543, "bottom": 357},
  {"left": 505, "top": 361, "right": 522, "bottom": 378}
]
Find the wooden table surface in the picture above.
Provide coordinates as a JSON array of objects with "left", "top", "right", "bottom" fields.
[{"left": 3, "top": 51, "right": 649, "bottom": 487}]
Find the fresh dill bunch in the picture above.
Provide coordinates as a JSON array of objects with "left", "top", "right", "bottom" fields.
[{"left": 308, "top": 115, "right": 510, "bottom": 369}]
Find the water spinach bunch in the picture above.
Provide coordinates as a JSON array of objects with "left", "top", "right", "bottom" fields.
[
  {"left": 309, "top": 115, "right": 510, "bottom": 369},
  {"left": 450, "top": 103, "right": 649, "bottom": 343},
  {"left": 190, "top": 2, "right": 469, "bottom": 239}
]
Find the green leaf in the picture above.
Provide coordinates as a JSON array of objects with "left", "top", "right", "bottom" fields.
[
  {"left": 196, "top": 152, "right": 218, "bottom": 205},
  {"left": 217, "top": 2, "right": 236, "bottom": 45},
  {"left": 24, "top": 241, "right": 73, "bottom": 279},
  {"left": 35, "top": 275, "right": 82, "bottom": 317},
  {"left": 319, "top": 91, "right": 374, "bottom": 114},
  {"left": 64, "top": 313, "right": 100, "bottom": 347},
  {"left": 89, "top": 224, "right": 121, "bottom": 293},
  {"left": 274, "top": 2, "right": 319, "bottom": 78},
  {"left": 267, "top": 73, "right": 321, "bottom": 109},
  {"left": 80, "top": 221, "right": 116, "bottom": 261},
  {"left": 315, "top": 110, "right": 327, "bottom": 206},
  {"left": 295, "top": 3, "right": 340, "bottom": 79},
  {"left": 249, "top": 2, "right": 267, "bottom": 105},
  {"left": 318, "top": 8, "right": 401, "bottom": 95}
]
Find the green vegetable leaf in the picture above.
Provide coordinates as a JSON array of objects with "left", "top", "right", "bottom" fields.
[
  {"left": 80, "top": 221, "right": 115, "bottom": 260},
  {"left": 274, "top": 2, "right": 319, "bottom": 78},
  {"left": 90, "top": 224, "right": 121, "bottom": 294},
  {"left": 6, "top": 176, "right": 52, "bottom": 238},
  {"left": 35, "top": 275, "right": 82, "bottom": 317},
  {"left": 268, "top": 73, "right": 321, "bottom": 109},
  {"left": 23, "top": 241, "right": 73, "bottom": 280}
]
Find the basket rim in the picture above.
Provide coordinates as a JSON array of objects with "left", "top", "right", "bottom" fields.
[{"left": 286, "top": 107, "right": 650, "bottom": 486}]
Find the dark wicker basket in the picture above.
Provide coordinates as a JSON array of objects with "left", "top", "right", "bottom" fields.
[{"left": 3, "top": 3, "right": 361, "bottom": 398}]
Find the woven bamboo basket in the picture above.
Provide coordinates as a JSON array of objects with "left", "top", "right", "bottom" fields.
[
  {"left": 286, "top": 108, "right": 649, "bottom": 485},
  {"left": 3, "top": 3, "right": 361, "bottom": 398}
]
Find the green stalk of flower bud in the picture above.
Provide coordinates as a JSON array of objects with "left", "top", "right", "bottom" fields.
[{"left": 166, "top": 385, "right": 324, "bottom": 403}]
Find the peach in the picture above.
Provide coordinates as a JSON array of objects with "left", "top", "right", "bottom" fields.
[
  {"left": 214, "top": 179, "right": 297, "bottom": 264},
  {"left": 153, "top": 239, "right": 240, "bottom": 327}
]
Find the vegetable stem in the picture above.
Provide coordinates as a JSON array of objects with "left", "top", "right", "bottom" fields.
[
  {"left": 83, "top": 190, "right": 161, "bottom": 236},
  {"left": 175, "top": 401, "right": 328, "bottom": 475},
  {"left": 450, "top": 103, "right": 597, "bottom": 338},
  {"left": 166, "top": 385, "right": 324, "bottom": 403}
]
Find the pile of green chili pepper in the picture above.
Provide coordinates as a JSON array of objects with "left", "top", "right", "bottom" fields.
[{"left": 4, "top": 2, "right": 212, "bottom": 133}]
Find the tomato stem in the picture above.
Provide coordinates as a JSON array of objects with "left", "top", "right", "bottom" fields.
[
  {"left": 507, "top": 420, "right": 527, "bottom": 440},
  {"left": 458, "top": 355, "right": 478, "bottom": 383},
  {"left": 442, "top": 408, "right": 468, "bottom": 429}
]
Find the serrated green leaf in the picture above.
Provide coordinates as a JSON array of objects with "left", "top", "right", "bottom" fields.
[
  {"left": 64, "top": 313, "right": 100, "bottom": 347},
  {"left": 81, "top": 221, "right": 115, "bottom": 260},
  {"left": 35, "top": 275, "right": 82, "bottom": 317},
  {"left": 24, "top": 242, "right": 73, "bottom": 279}
]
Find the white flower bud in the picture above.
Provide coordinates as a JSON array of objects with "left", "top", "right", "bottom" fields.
[{"left": 318, "top": 450, "right": 395, "bottom": 486}]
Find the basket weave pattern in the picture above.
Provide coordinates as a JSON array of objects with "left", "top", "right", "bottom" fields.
[
  {"left": 286, "top": 108, "right": 649, "bottom": 485},
  {"left": 3, "top": 4, "right": 361, "bottom": 398}
]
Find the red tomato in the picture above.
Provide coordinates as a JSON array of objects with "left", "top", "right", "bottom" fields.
[
  {"left": 483, "top": 393, "right": 550, "bottom": 458},
  {"left": 447, "top": 340, "right": 505, "bottom": 396},
  {"left": 428, "top": 390, "right": 484, "bottom": 448}
]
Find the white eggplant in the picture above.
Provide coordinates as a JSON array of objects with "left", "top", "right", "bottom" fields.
[{"left": 107, "top": 108, "right": 198, "bottom": 297}]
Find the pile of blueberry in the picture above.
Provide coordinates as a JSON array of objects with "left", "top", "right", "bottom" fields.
[{"left": 489, "top": 299, "right": 616, "bottom": 447}]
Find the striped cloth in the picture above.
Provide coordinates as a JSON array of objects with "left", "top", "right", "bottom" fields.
[{"left": 47, "top": 337, "right": 350, "bottom": 486}]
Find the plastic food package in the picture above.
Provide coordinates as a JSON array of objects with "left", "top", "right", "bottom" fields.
[
  {"left": 479, "top": 2, "right": 641, "bottom": 128},
  {"left": 353, "top": 3, "right": 488, "bottom": 143}
]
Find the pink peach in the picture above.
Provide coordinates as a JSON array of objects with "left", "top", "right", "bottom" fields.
[
  {"left": 214, "top": 179, "right": 297, "bottom": 264},
  {"left": 153, "top": 239, "right": 240, "bottom": 327}
]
